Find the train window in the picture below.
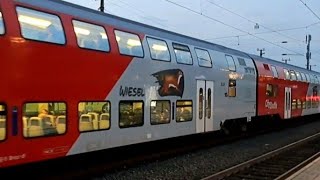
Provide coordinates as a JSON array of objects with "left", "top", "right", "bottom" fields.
[
  {"left": 310, "top": 75, "right": 315, "bottom": 83},
  {"left": 300, "top": 72, "right": 306, "bottom": 82},
  {"left": 78, "top": 102, "right": 110, "bottom": 132},
  {"left": 16, "top": 7, "right": 65, "bottom": 44},
  {"left": 0, "top": 104, "right": 6, "bottom": 141},
  {"left": 296, "top": 71, "right": 302, "bottom": 81},
  {"left": 312, "top": 99, "right": 318, "bottom": 108},
  {"left": 271, "top": 66, "right": 278, "bottom": 78},
  {"left": 306, "top": 74, "right": 311, "bottom": 82},
  {"left": 314, "top": 76, "right": 319, "bottom": 84},
  {"left": 176, "top": 100, "right": 192, "bottom": 122},
  {"left": 289, "top": 70, "right": 297, "bottom": 80},
  {"left": 263, "top": 64, "right": 270, "bottom": 71},
  {"left": 228, "top": 79, "right": 236, "bottom": 97},
  {"left": 283, "top": 69, "right": 290, "bottom": 80},
  {"left": 173, "top": 43, "right": 193, "bottom": 65},
  {"left": 225, "top": 55, "right": 236, "bottom": 71},
  {"left": 297, "top": 99, "right": 302, "bottom": 109},
  {"left": 23, "top": 102, "right": 66, "bottom": 138},
  {"left": 195, "top": 48, "right": 212, "bottom": 67},
  {"left": 291, "top": 99, "right": 297, "bottom": 110},
  {"left": 266, "top": 84, "right": 278, "bottom": 97},
  {"left": 73, "top": 20, "right": 110, "bottom": 52},
  {"left": 199, "top": 88, "right": 204, "bottom": 120},
  {"left": 150, "top": 101, "right": 170, "bottom": 125},
  {"left": 119, "top": 101, "right": 144, "bottom": 128},
  {"left": 115, "top": 30, "right": 143, "bottom": 57},
  {"left": 307, "top": 99, "right": 312, "bottom": 109},
  {"left": 238, "top": 58, "right": 246, "bottom": 66},
  {"left": 302, "top": 101, "right": 306, "bottom": 109},
  {"left": 147, "top": 37, "right": 170, "bottom": 61},
  {"left": 0, "top": 11, "right": 4, "bottom": 35},
  {"left": 207, "top": 88, "right": 212, "bottom": 119}
]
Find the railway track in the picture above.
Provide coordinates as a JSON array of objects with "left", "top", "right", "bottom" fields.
[
  {"left": 1, "top": 118, "right": 316, "bottom": 180},
  {"left": 202, "top": 132, "right": 320, "bottom": 180}
]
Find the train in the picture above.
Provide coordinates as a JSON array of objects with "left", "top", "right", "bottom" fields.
[{"left": 0, "top": 0, "right": 320, "bottom": 168}]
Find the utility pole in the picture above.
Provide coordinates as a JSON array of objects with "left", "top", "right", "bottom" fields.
[
  {"left": 257, "top": 48, "right": 265, "bottom": 57},
  {"left": 306, "top": 34, "right": 312, "bottom": 70},
  {"left": 99, "top": 0, "right": 105, "bottom": 12}
]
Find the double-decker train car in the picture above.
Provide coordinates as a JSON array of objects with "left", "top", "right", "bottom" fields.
[{"left": 0, "top": 0, "right": 319, "bottom": 168}]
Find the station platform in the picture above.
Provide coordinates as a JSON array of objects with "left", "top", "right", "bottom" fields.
[{"left": 286, "top": 156, "right": 320, "bottom": 180}]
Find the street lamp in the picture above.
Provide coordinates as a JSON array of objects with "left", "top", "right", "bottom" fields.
[{"left": 282, "top": 57, "right": 290, "bottom": 64}]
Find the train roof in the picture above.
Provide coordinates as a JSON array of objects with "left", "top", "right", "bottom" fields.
[
  {"left": 249, "top": 54, "right": 320, "bottom": 75},
  {"left": 17, "top": 0, "right": 319, "bottom": 75},
  {"left": 18, "top": 0, "right": 249, "bottom": 58}
]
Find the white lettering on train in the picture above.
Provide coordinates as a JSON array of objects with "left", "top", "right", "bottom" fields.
[
  {"left": 0, "top": 154, "right": 26, "bottom": 163},
  {"left": 265, "top": 99, "right": 278, "bottom": 109}
]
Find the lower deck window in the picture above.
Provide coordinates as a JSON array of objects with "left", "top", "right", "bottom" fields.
[
  {"left": 312, "top": 99, "right": 319, "bottom": 108},
  {"left": 307, "top": 100, "right": 312, "bottom": 109},
  {"left": 302, "top": 101, "right": 306, "bottom": 109},
  {"left": 78, "top": 102, "right": 111, "bottom": 132},
  {"left": 150, "top": 101, "right": 170, "bottom": 125},
  {"left": 23, "top": 102, "right": 66, "bottom": 138},
  {"left": 0, "top": 12, "right": 4, "bottom": 35},
  {"left": 292, "top": 99, "right": 297, "bottom": 110},
  {"left": 119, "top": 101, "right": 144, "bottom": 128},
  {"left": 297, "top": 99, "right": 302, "bottom": 109},
  {"left": 0, "top": 104, "right": 6, "bottom": 141},
  {"left": 266, "top": 84, "right": 278, "bottom": 97},
  {"left": 176, "top": 100, "right": 193, "bottom": 122}
]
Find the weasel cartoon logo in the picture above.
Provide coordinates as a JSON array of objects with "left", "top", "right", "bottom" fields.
[{"left": 152, "top": 69, "right": 184, "bottom": 97}]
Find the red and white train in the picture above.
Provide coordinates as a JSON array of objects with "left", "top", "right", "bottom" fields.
[{"left": 0, "top": 0, "right": 319, "bottom": 168}]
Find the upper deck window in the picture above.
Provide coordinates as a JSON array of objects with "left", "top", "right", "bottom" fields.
[
  {"left": 238, "top": 58, "right": 246, "bottom": 66},
  {"left": 306, "top": 73, "right": 311, "bottom": 82},
  {"left": 300, "top": 72, "right": 307, "bottom": 82},
  {"left": 173, "top": 43, "right": 193, "bottom": 65},
  {"left": 147, "top": 37, "right": 170, "bottom": 61},
  {"left": 0, "top": 11, "right": 4, "bottom": 35},
  {"left": 225, "top": 55, "right": 236, "bottom": 71},
  {"left": 296, "top": 71, "right": 302, "bottom": 81},
  {"left": 16, "top": 7, "right": 65, "bottom": 44},
  {"left": 289, "top": 70, "right": 297, "bottom": 80},
  {"left": 195, "top": 48, "right": 212, "bottom": 67},
  {"left": 283, "top": 69, "right": 290, "bottom": 80},
  {"left": 271, "top": 66, "right": 278, "bottom": 78},
  {"left": 310, "top": 74, "right": 315, "bottom": 83},
  {"left": 314, "top": 75, "right": 319, "bottom": 84},
  {"left": 115, "top": 30, "right": 143, "bottom": 57},
  {"left": 73, "top": 20, "right": 110, "bottom": 52}
]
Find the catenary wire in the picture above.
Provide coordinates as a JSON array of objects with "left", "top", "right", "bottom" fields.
[
  {"left": 205, "top": 0, "right": 303, "bottom": 43},
  {"left": 163, "top": 0, "right": 304, "bottom": 56}
]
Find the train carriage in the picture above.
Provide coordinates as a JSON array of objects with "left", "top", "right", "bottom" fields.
[{"left": 0, "top": 0, "right": 319, "bottom": 168}]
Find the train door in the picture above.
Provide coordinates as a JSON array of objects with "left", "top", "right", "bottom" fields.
[
  {"left": 196, "top": 80, "right": 214, "bottom": 133},
  {"left": 284, "top": 87, "right": 292, "bottom": 119}
]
